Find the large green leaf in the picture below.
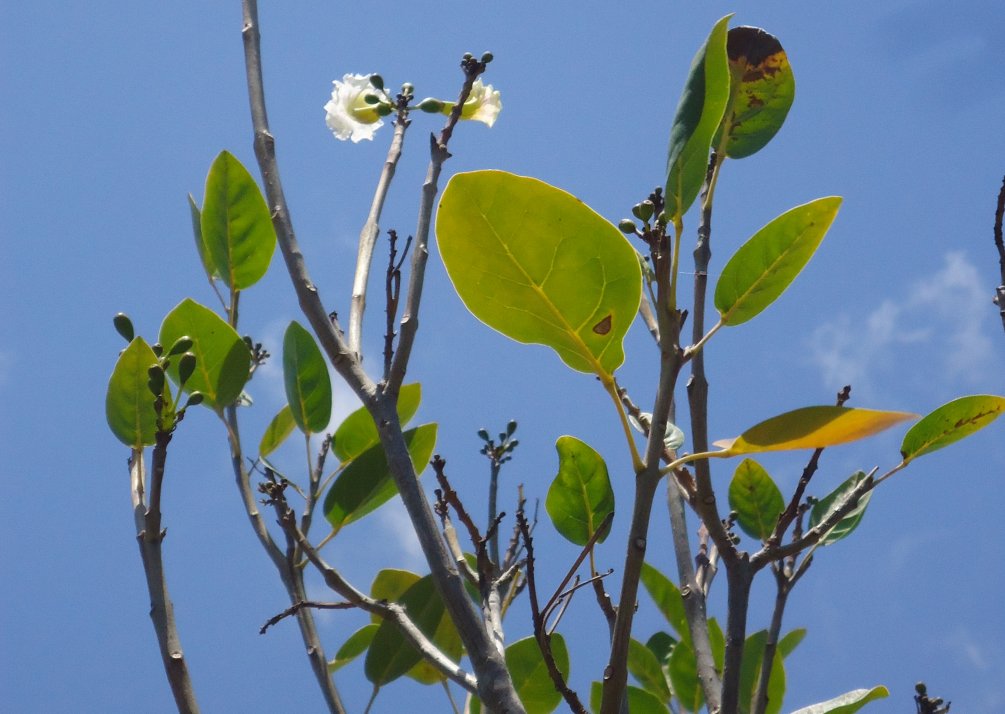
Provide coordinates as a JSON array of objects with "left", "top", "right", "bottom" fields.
[
  {"left": 628, "top": 638, "right": 672, "bottom": 702},
  {"left": 664, "top": 15, "right": 732, "bottom": 221},
  {"left": 333, "top": 383, "right": 421, "bottom": 463},
  {"left": 158, "top": 298, "right": 251, "bottom": 409},
  {"left": 715, "top": 197, "right": 841, "bottom": 326},
  {"left": 713, "top": 27, "right": 795, "bottom": 159},
  {"left": 323, "top": 424, "right": 437, "bottom": 531},
  {"left": 789, "top": 686, "right": 888, "bottom": 714},
  {"left": 590, "top": 682, "right": 671, "bottom": 714},
  {"left": 714, "top": 406, "right": 916, "bottom": 455},
  {"left": 364, "top": 574, "right": 457, "bottom": 686},
  {"left": 640, "top": 562, "right": 688, "bottom": 643},
  {"left": 106, "top": 337, "right": 160, "bottom": 448},
  {"left": 200, "top": 150, "right": 276, "bottom": 290},
  {"left": 282, "top": 321, "right": 332, "bottom": 434},
  {"left": 728, "top": 459, "right": 784, "bottom": 541},
  {"left": 900, "top": 394, "right": 1005, "bottom": 463},
  {"left": 258, "top": 404, "right": 295, "bottom": 457},
  {"left": 328, "top": 623, "right": 378, "bottom": 673},
  {"left": 506, "top": 634, "right": 569, "bottom": 714},
  {"left": 436, "top": 170, "right": 641, "bottom": 377},
  {"left": 546, "top": 436, "right": 615, "bottom": 546},
  {"left": 809, "top": 471, "right": 872, "bottom": 546}
]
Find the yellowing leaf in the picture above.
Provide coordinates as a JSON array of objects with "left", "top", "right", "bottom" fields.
[
  {"left": 436, "top": 170, "right": 641, "bottom": 377},
  {"left": 900, "top": 394, "right": 1005, "bottom": 463},
  {"left": 715, "top": 406, "right": 916, "bottom": 455}
]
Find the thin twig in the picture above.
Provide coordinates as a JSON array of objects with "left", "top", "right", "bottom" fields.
[
  {"left": 385, "top": 58, "right": 486, "bottom": 393},
  {"left": 517, "top": 504, "right": 588, "bottom": 714},
  {"left": 131, "top": 442, "right": 201, "bottom": 714},
  {"left": 260, "top": 600, "right": 354, "bottom": 634},
  {"left": 993, "top": 175, "right": 1005, "bottom": 335},
  {"left": 383, "top": 230, "right": 412, "bottom": 379}
]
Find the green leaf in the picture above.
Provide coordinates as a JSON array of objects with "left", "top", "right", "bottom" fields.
[
  {"left": 667, "top": 639, "right": 703, "bottom": 712},
  {"left": 715, "top": 197, "right": 842, "bottom": 326},
  {"left": 324, "top": 424, "right": 437, "bottom": 531},
  {"left": 640, "top": 562, "right": 688, "bottom": 643},
  {"left": 810, "top": 471, "right": 872, "bottom": 546},
  {"left": 259, "top": 404, "right": 295, "bottom": 457},
  {"left": 646, "top": 631, "right": 677, "bottom": 667},
  {"left": 282, "top": 321, "right": 332, "bottom": 434},
  {"left": 589, "top": 682, "right": 671, "bottom": 714},
  {"left": 628, "top": 638, "right": 672, "bottom": 703},
  {"left": 328, "top": 623, "right": 378, "bottom": 673},
  {"left": 900, "top": 394, "right": 1005, "bottom": 463},
  {"left": 778, "top": 628, "right": 806, "bottom": 658},
  {"left": 201, "top": 150, "right": 277, "bottom": 290},
  {"left": 158, "top": 298, "right": 251, "bottom": 409},
  {"left": 714, "top": 406, "right": 916, "bottom": 455},
  {"left": 332, "top": 383, "right": 421, "bottom": 463},
  {"left": 188, "top": 193, "right": 219, "bottom": 281},
  {"left": 664, "top": 15, "right": 732, "bottom": 221},
  {"left": 106, "top": 337, "right": 160, "bottom": 448},
  {"left": 546, "top": 436, "right": 615, "bottom": 546},
  {"left": 369, "top": 569, "right": 421, "bottom": 624},
  {"left": 714, "top": 27, "right": 795, "bottom": 159},
  {"left": 738, "top": 630, "right": 786, "bottom": 714},
  {"left": 437, "top": 170, "right": 642, "bottom": 377},
  {"left": 506, "top": 634, "right": 569, "bottom": 714},
  {"left": 789, "top": 686, "right": 889, "bottom": 714},
  {"left": 708, "top": 618, "right": 725, "bottom": 671},
  {"left": 364, "top": 574, "right": 456, "bottom": 686},
  {"left": 728, "top": 459, "right": 784, "bottom": 541}
]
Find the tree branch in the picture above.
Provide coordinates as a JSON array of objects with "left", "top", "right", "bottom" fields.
[
  {"left": 261, "top": 478, "right": 479, "bottom": 694},
  {"left": 131, "top": 443, "right": 201, "bottom": 714},
  {"left": 349, "top": 118, "right": 409, "bottom": 360}
]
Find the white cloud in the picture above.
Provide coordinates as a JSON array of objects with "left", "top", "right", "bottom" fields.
[
  {"left": 376, "top": 499, "right": 427, "bottom": 572},
  {"left": 808, "top": 252, "right": 994, "bottom": 397}
]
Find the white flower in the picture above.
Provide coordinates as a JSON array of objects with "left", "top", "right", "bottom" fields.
[
  {"left": 441, "top": 80, "right": 502, "bottom": 127},
  {"left": 324, "top": 74, "right": 385, "bottom": 142}
]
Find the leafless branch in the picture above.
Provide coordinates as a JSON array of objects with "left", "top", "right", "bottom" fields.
[
  {"left": 993, "top": 175, "right": 1005, "bottom": 335},
  {"left": 260, "top": 600, "right": 355, "bottom": 635}
]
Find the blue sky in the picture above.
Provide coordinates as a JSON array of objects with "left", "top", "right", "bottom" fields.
[{"left": 2, "top": 1, "right": 1003, "bottom": 712}]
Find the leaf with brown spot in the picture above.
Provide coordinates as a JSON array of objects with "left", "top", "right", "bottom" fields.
[
  {"left": 592, "top": 314, "right": 612, "bottom": 335},
  {"left": 714, "top": 26, "right": 795, "bottom": 159}
]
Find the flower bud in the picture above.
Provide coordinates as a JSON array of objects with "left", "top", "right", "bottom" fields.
[
  {"left": 167, "top": 336, "right": 193, "bottom": 357},
  {"left": 113, "top": 313, "right": 134, "bottom": 342},
  {"left": 632, "top": 200, "right": 655, "bottom": 223},
  {"left": 178, "top": 352, "right": 197, "bottom": 387},
  {"left": 147, "top": 365, "right": 165, "bottom": 397},
  {"left": 369, "top": 74, "right": 384, "bottom": 91},
  {"left": 618, "top": 219, "right": 637, "bottom": 234},
  {"left": 185, "top": 392, "right": 205, "bottom": 408},
  {"left": 416, "top": 98, "right": 445, "bottom": 113},
  {"left": 481, "top": 52, "right": 494, "bottom": 64}
]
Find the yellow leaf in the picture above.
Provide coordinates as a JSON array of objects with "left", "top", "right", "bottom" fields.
[{"left": 715, "top": 406, "right": 916, "bottom": 455}]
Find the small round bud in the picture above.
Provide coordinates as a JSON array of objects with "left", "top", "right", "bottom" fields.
[
  {"left": 618, "top": 218, "right": 637, "bottom": 234},
  {"left": 416, "top": 98, "right": 445, "bottom": 113},
  {"left": 477, "top": 428, "right": 490, "bottom": 442},
  {"left": 363, "top": 93, "right": 380, "bottom": 105},
  {"left": 185, "top": 392, "right": 205, "bottom": 408},
  {"left": 506, "top": 419, "right": 517, "bottom": 436},
  {"left": 178, "top": 352, "right": 197, "bottom": 387},
  {"left": 462, "top": 52, "right": 474, "bottom": 61},
  {"left": 375, "top": 103, "right": 392, "bottom": 117},
  {"left": 632, "top": 200, "right": 655, "bottom": 222},
  {"left": 481, "top": 52, "right": 494, "bottom": 64},
  {"left": 167, "top": 336, "right": 193, "bottom": 357},
  {"left": 151, "top": 342, "right": 163, "bottom": 357},
  {"left": 147, "top": 365, "right": 165, "bottom": 397},
  {"left": 369, "top": 74, "right": 384, "bottom": 90},
  {"left": 113, "top": 313, "right": 134, "bottom": 342},
  {"left": 401, "top": 82, "right": 414, "bottom": 95}
]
